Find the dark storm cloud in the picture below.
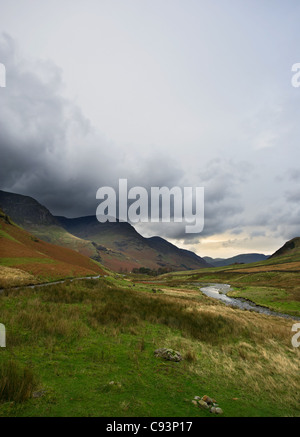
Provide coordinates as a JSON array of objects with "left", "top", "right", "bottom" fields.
[
  {"left": 2, "top": 33, "right": 297, "bottom": 247},
  {"left": 0, "top": 34, "right": 245, "bottom": 230},
  {"left": 0, "top": 34, "right": 127, "bottom": 216},
  {"left": 0, "top": 34, "right": 187, "bottom": 219}
]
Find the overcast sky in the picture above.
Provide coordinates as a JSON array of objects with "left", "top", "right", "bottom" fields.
[{"left": 1, "top": 0, "right": 300, "bottom": 258}]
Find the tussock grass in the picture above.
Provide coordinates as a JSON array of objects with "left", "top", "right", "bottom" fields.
[
  {"left": 88, "top": 285, "right": 242, "bottom": 345},
  {"left": 0, "top": 360, "right": 37, "bottom": 403},
  {"left": 3, "top": 280, "right": 241, "bottom": 345},
  {"left": 0, "top": 265, "right": 37, "bottom": 289},
  {"left": 1, "top": 279, "right": 293, "bottom": 347},
  {"left": 1, "top": 278, "right": 299, "bottom": 416}
]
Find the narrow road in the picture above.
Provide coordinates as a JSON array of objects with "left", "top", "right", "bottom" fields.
[{"left": 0, "top": 275, "right": 102, "bottom": 295}]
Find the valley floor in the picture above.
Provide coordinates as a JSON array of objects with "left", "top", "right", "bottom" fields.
[{"left": 0, "top": 276, "right": 299, "bottom": 417}]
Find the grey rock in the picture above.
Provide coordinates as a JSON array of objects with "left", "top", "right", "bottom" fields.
[
  {"left": 154, "top": 348, "right": 183, "bottom": 362},
  {"left": 32, "top": 390, "right": 46, "bottom": 398},
  {"left": 202, "top": 395, "right": 213, "bottom": 405},
  {"left": 198, "top": 400, "right": 209, "bottom": 409}
]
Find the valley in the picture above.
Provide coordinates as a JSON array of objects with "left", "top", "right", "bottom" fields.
[{"left": 0, "top": 191, "right": 299, "bottom": 417}]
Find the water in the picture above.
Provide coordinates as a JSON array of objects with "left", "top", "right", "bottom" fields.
[{"left": 199, "top": 283, "right": 300, "bottom": 320}]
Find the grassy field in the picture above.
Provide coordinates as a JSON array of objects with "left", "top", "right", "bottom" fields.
[
  {"left": 0, "top": 276, "right": 299, "bottom": 417},
  {"left": 157, "top": 256, "right": 300, "bottom": 318}
]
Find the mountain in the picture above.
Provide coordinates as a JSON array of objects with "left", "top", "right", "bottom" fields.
[
  {"left": 55, "top": 215, "right": 211, "bottom": 271},
  {"left": 0, "top": 207, "right": 104, "bottom": 288},
  {"left": 0, "top": 190, "right": 210, "bottom": 272},
  {"left": 0, "top": 190, "right": 100, "bottom": 260},
  {"left": 203, "top": 253, "right": 269, "bottom": 267},
  {"left": 269, "top": 237, "right": 300, "bottom": 260}
]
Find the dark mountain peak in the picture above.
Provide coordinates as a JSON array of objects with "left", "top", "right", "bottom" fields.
[
  {"left": 55, "top": 215, "right": 143, "bottom": 242},
  {"left": 0, "top": 190, "right": 58, "bottom": 227}
]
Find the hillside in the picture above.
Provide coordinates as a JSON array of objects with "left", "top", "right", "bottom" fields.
[
  {"left": 0, "top": 208, "right": 104, "bottom": 288},
  {"left": 269, "top": 237, "right": 300, "bottom": 260},
  {"left": 0, "top": 190, "right": 210, "bottom": 272},
  {"left": 56, "top": 215, "right": 211, "bottom": 272},
  {"left": 0, "top": 190, "right": 100, "bottom": 261},
  {"left": 203, "top": 253, "right": 269, "bottom": 267}
]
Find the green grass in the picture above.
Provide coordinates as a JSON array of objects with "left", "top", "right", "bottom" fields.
[
  {"left": 0, "top": 257, "right": 56, "bottom": 267},
  {"left": 227, "top": 286, "right": 300, "bottom": 317},
  {"left": 0, "top": 229, "right": 20, "bottom": 243},
  {"left": 0, "top": 359, "right": 37, "bottom": 403},
  {"left": 0, "top": 278, "right": 299, "bottom": 417},
  {"left": 27, "top": 225, "right": 99, "bottom": 258}
]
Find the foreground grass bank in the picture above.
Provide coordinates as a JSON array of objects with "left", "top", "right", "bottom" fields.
[{"left": 0, "top": 277, "right": 299, "bottom": 417}]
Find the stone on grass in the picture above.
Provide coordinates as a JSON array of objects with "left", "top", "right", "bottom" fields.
[
  {"left": 154, "top": 348, "right": 183, "bottom": 362},
  {"left": 192, "top": 394, "right": 224, "bottom": 415},
  {"left": 202, "top": 395, "right": 213, "bottom": 405},
  {"left": 198, "top": 400, "right": 209, "bottom": 409}
]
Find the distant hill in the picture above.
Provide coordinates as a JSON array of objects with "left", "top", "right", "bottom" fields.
[
  {"left": 203, "top": 253, "right": 269, "bottom": 267},
  {"left": 0, "top": 208, "right": 104, "bottom": 288},
  {"left": 269, "top": 237, "right": 300, "bottom": 260},
  {"left": 0, "top": 190, "right": 210, "bottom": 272}
]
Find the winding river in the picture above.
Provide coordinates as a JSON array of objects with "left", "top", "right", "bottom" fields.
[{"left": 199, "top": 283, "right": 300, "bottom": 320}]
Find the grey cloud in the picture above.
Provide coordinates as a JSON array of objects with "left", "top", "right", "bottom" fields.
[
  {"left": 286, "top": 190, "right": 300, "bottom": 203},
  {"left": 1, "top": 32, "right": 299, "bottom": 249},
  {"left": 0, "top": 34, "right": 188, "bottom": 220},
  {"left": 136, "top": 158, "right": 248, "bottom": 242}
]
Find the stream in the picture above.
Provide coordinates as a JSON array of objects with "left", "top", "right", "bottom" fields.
[{"left": 199, "top": 283, "right": 300, "bottom": 320}]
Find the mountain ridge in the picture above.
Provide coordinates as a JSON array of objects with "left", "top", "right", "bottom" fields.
[{"left": 0, "top": 190, "right": 210, "bottom": 272}]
